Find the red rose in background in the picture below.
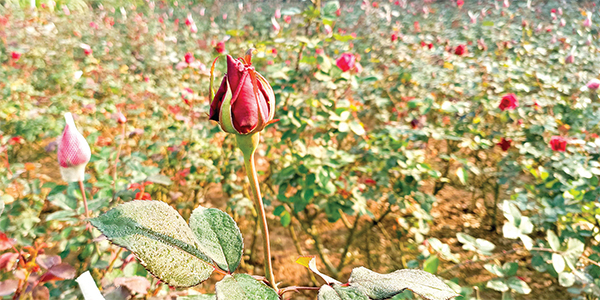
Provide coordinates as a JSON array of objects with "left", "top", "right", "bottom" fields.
[
  {"left": 215, "top": 41, "right": 225, "bottom": 54},
  {"left": 497, "top": 138, "right": 512, "bottom": 151},
  {"left": 11, "top": 52, "right": 21, "bottom": 60},
  {"left": 336, "top": 53, "right": 356, "bottom": 72},
  {"left": 391, "top": 32, "right": 398, "bottom": 42},
  {"left": 454, "top": 44, "right": 467, "bottom": 55},
  {"left": 457, "top": 0, "right": 464, "bottom": 8},
  {"left": 550, "top": 136, "right": 567, "bottom": 152},
  {"left": 499, "top": 93, "right": 518, "bottom": 111},
  {"left": 184, "top": 52, "right": 194, "bottom": 64}
]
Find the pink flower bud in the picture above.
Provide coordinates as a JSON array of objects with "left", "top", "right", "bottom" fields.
[
  {"left": 57, "top": 113, "right": 91, "bottom": 182},
  {"left": 275, "top": 8, "right": 281, "bottom": 19},
  {"left": 284, "top": 15, "right": 291, "bottom": 24},
  {"left": 584, "top": 16, "right": 592, "bottom": 28},
  {"left": 116, "top": 111, "right": 127, "bottom": 124},
  {"left": 272, "top": 17, "right": 280, "bottom": 32},
  {"left": 565, "top": 54, "right": 574, "bottom": 64},
  {"left": 587, "top": 79, "right": 600, "bottom": 90},
  {"left": 324, "top": 24, "right": 332, "bottom": 35},
  {"left": 503, "top": 0, "right": 509, "bottom": 8}
]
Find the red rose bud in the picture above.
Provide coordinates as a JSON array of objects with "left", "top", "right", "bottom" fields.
[
  {"left": 215, "top": 41, "right": 225, "bottom": 54},
  {"left": 209, "top": 50, "right": 275, "bottom": 135},
  {"left": 391, "top": 32, "right": 398, "bottom": 42},
  {"left": 499, "top": 93, "right": 518, "bottom": 111},
  {"left": 284, "top": 15, "right": 291, "bottom": 24},
  {"left": 11, "top": 52, "right": 21, "bottom": 60},
  {"left": 550, "top": 136, "right": 567, "bottom": 152},
  {"left": 57, "top": 113, "right": 91, "bottom": 182},
  {"left": 454, "top": 44, "right": 467, "bottom": 55},
  {"left": 497, "top": 138, "right": 512, "bottom": 151},
  {"left": 336, "top": 53, "right": 356, "bottom": 72},
  {"left": 184, "top": 52, "right": 194, "bottom": 64}
]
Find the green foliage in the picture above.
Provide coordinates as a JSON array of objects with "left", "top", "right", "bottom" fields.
[
  {"left": 347, "top": 267, "right": 459, "bottom": 300},
  {"left": 189, "top": 206, "right": 243, "bottom": 273},
  {"left": 90, "top": 201, "right": 215, "bottom": 287},
  {"left": 214, "top": 274, "right": 279, "bottom": 300}
]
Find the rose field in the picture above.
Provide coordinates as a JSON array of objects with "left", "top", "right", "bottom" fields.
[{"left": 2, "top": 0, "right": 600, "bottom": 299}]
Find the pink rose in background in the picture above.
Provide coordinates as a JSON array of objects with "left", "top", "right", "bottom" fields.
[
  {"left": 336, "top": 53, "right": 356, "bottom": 72},
  {"left": 275, "top": 8, "right": 281, "bottom": 19},
  {"left": 57, "top": 113, "right": 91, "bottom": 182},
  {"left": 587, "top": 79, "right": 600, "bottom": 90},
  {"left": 284, "top": 15, "right": 291, "bottom": 24},
  {"left": 583, "top": 16, "right": 592, "bottom": 27}
]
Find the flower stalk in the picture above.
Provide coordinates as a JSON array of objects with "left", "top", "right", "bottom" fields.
[{"left": 237, "top": 133, "right": 277, "bottom": 291}]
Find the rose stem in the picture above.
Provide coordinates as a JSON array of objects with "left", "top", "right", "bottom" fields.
[
  {"left": 112, "top": 122, "right": 126, "bottom": 196},
  {"left": 78, "top": 180, "right": 90, "bottom": 219},
  {"left": 239, "top": 133, "right": 277, "bottom": 291}
]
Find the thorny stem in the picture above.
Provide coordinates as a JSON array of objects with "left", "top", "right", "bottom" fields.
[
  {"left": 106, "top": 248, "right": 123, "bottom": 273},
  {"left": 238, "top": 133, "right": 277, "bottom": 291},
  {"left": 337, "top": 215, "right": 361, "bottom": 272}
]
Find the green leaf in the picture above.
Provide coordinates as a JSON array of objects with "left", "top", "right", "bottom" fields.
[
  {"left": 484, "top": 264, "right": 505, "bottom": 277},
  {"left": 547, "top": 230, "right": 561, "bottom": 252},
  {"left": 90, "top": 201, "right": 214, "bottom": 287},
  {"left": 46, "top": 210, "right": 77, "bottom": 221},
  {"left": 558, "top": 272, "right": 575, "bottom": 287},
  {"left": 507, "top": 277, "right": 531, "bottom": 294},
  {"left": 177, "top": 295, "right": 216, "bottom": 300},
  {"left": 318, "top": 284, "right": 369, "bottom": 300},
  {"left": 189, "top": 206, "right": 243, "bottom": 273},
  {"left": 348, "top": 267, "right": 459, "bottom": 300},
  {"left": 482, "top": 21, "right": 494, "bottom": 26},
  {"left": 424, "top": 255, "right": 439, "bottom": 274},
  {"left": 146, "top": 174, "right": 172, "bottom": 185},
  {"left": 552, "top": 253, "right": 565, "bottom": 273},
  {"left": 563, "top": 238, "right": 584, "bottom": 270},
  {"left": 486, "top": 279, "right": 509, "bottom": 292},
  {"left": 502, "top": 262, "right": 518, "bottom": 277},
  {"left": 215, "top": 274, "right": 278, "bottom": 300},
  {"left": 349, "top": 121, "right": 365, "bottom": 136},
  {"left": 0, "top": 201, "right": 4, "bottom": 216},
  {"left": 455, "top": 168, "right": 467, "bottom": 185}
]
